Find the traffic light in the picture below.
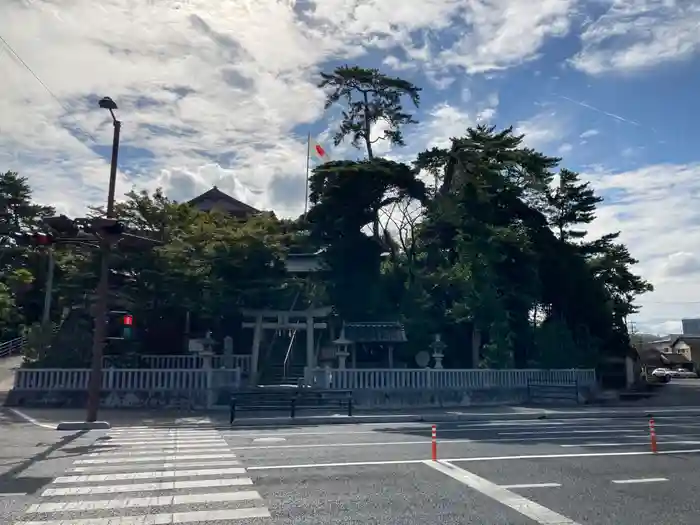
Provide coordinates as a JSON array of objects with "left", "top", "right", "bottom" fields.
[{"left": 106, "top": 310, "right": 134, "bottom": 340}]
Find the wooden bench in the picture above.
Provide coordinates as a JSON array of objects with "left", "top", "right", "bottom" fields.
[{"left": 230, "top": 389, "right": 353, "bottom": 423}]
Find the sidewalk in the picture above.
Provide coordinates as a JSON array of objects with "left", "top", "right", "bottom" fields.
[{"left": 10, "top": 403, "right": 700, "bottom": 430}]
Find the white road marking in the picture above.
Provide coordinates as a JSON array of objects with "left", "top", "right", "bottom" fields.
[
  {"left": 27, "top": 490, "right": 262, "bottom": 513},
  {"left": 246, "top": 447, "right": 700, "bottom": 470},
  {"left": 612, "top": 478, "right": 668, "bottom": 484},
  {"left": 43, "top": 477, "right": 254, "bottom": 496},
  {"left": 501, "top": 483, "right": 561, "bottom": 489},
  {"left": 91, "top": 441, "right": 225, "bottom": 448},
  {"left": 54, "top": 467, "right": 247, "bottom": 483},
  {"left": 70, "top": 459, "right": 242, "bottom": 472},
  {"left": 75, "top": 453, "right": 237, "bottom": 464},
  {"left": 560, "top": 440, "right": 700, "bottom": 448},
  {"left": 85, "top": 447, "right": 231, "bottom": 457},
  {"left": 253, "top": 437, "right": 287, "bottom": 443},
  {"left": 425, "top": 461, "right": 580, "bottom": 525},
  {"left": 6, "top": 408, "right": 55, "bottom": 429},
  {"left": 98, "top": 438, "right": 226, "bottom": 445},
  {"left": 498, "top": 429, "right": 645, "bottom": 436},
  {"left": 19, "top": 507, "right": 271, "bottom": 525}
]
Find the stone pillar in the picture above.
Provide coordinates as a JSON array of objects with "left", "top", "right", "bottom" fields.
[
  {"left": 306, "top": 314, "right": 315, "bottom": 370},
  {"left": 388, "top": 345, "right": 394, "bottom": 369},
  {"left": 223, "top": 335, "right": 234, "bottom": 369},
  {"left": 250, "top": 315, "right": 263, "bottom": 385},
  {"left": 201, "top": 350, "right": 214, "bottom": 409},
  {"left": 337, "top": 348, "right": 349, "bottom": 369}
]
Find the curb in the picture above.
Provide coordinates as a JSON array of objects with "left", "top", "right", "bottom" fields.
[{"left": 217, "top": 408, "right": 700, "bottom": 429}]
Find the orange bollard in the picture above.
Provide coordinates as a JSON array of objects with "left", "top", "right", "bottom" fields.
[
  {"left": 431, "top": 424, "right": 437, "bottom": 461},
  {"left": 649, "top": 417, "right": 658, "bottom": 453}
]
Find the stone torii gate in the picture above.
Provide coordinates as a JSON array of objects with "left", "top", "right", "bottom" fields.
[{"left": 241, "top": 306, "right": 333, "bottom": 384}]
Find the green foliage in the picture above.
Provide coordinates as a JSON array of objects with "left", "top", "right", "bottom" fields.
[
  {"left": 2, "top": 66, "right": 652, "bottom": 373},
  {"left": 319, "top": 65, "right": 421, "bottom": 159}
]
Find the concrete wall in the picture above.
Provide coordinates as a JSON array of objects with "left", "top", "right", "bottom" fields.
[{"left": 5, "top": 385, "right": 595, "bottom": 410}]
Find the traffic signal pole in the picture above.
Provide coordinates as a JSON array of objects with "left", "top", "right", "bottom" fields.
[{"left": 85, "top": 116, "right": 120, "bottom": 423}]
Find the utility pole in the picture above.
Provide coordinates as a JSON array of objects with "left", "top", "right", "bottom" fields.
[
  {"left": 85, "top": 97, "right": 121, "bottom": 423},
  {"left": 41, "top": 248, "right": 54, "bottom": 327}
]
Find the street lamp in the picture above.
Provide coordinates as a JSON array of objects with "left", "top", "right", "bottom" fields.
[{"left": 85, "top": 97, "right": 122, "bottom": 424}]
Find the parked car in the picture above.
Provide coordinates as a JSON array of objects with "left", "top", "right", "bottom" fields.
[
  {"left": 670, "top": 368, "right": 698, "bottom": 379},
  {"left": 650, "top": 368, "right": 671, "bottom": 383}
]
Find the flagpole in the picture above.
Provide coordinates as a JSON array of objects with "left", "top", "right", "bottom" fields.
[{"left": 304, "top": 132, "right": 311, "bottom": 217}]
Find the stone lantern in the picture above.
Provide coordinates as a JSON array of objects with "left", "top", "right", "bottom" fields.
[
  {"left": 333, "top": 328, "right": 352, "bottom": 369},
  {"left": 430, "top": 334, "right": 446, "bottom": 369}
]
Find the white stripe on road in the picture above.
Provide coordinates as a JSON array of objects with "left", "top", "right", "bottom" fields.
[
  {"left": 19, "top": 507, "right": 271, "bottom": 525},
  {"left": 27, "top": 490, "right": 262, "bottom": 513},
  {"left": 560, "top": 440, "right": 700, "bottom": 448},
  {"left": 43, "top": 477, "right": 254, "bottom": 496},
  {"left": 425, "top": 461, "right": 580, "bottom": 524},
  {"left": 70, "top": 459, "right": 241, "bottom": 472},
  {"left": 246, "top": 447, "right": 700, "bottom": 470},
  {"left": 612, "top": 478, "right": 668, "bottom": 484},
  {"left": 91, "top": 441, "right": 226, "bottom": 448},
  {"left": 98, "top": 436, "right": 222, "bottom": 445},
  {"left": 75, "top": 453, "right": 237, "bottom": 464},
  {"left": 85, "top": 447, "right": 231, "bottom": 457},
  {"left": 55, "top": 467, "right": 247, "bottom": 483},
  {"left": 498, "top": 429, "right": 645, "bottom": 436},
  {"left": 501, "top": 483, "right": 562, "bottom": 489}
]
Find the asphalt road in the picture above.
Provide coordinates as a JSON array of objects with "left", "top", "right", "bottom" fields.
[{"left": 6, "top": 409, "right": 700, "bottom": 524}]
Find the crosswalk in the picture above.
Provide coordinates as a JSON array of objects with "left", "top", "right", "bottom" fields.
[{"left": 14, "top": 425, "right": 271, "bottom": 524}]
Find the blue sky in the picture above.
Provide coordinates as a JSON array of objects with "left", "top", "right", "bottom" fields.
[{"left": 1, "top": 0, "right": 700, "bottom": 333}]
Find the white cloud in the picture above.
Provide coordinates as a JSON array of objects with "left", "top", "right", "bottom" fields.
[
  {"left": 583, "top": 163, "right": 700, "bottom": 333},
  {"left": 439, "top": 0, "right": 577, "bottom": 73},
  {"left": 515, "top": 111, "right": 568, "bottom": 149},
  {"left": 580, "top": 128, "right": 599, "bottom": 138},
  {"left": 0, "top": 0, "right": 469, "bottom": 219},
  {"left": 572, "top": 0, "right": 700, "bottom": 75}
]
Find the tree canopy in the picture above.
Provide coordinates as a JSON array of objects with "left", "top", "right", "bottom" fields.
[{"left": 2, "top": 66, "right": 652, "bottom": 374}]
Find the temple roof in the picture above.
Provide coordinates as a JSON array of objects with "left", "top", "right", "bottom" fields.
[
  {"left": 187, "top": 186, "right": 260, "bottom": 217},
  {"left": 343, "top": 321, "right": 407, "bottom": 344}
]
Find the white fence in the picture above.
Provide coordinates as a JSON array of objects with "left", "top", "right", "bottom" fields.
[
  {"left": 13, "top": 368, "right": 242, "bottom": 391},
  {"left": 103, "top": 355, "right": 252, "bottom": 376},
  {"left": 304, "top": 368, "right": 597, "bottom": 390}
]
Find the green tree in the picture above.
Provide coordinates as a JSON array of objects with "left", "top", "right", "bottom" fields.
[
  {"left": 319, "top": 66, "right": 421, "bottom": 160},
  {"left": 548, "top": 168, "right": 602, "bottom": 242}
]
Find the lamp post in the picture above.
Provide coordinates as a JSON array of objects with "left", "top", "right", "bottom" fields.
[{"left": 85, "top": 97, "right": 121, "bottom": 423}]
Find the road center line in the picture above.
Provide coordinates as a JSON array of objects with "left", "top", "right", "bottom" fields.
[
  {"left": 425, "top": 461, "right": 580, "bottom": 525},
  {"left": 500, "top": 483, "right": 561, "bottom": 489},
  {"left": 246, "top": 447, "right": 700, "bottom": 470},
  {"left": 612, "top": 478, "right": 668, "bottom": 484}
]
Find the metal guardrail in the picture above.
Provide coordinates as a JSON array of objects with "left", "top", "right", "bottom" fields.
[
  {"left": 0, "top": 335, "right": 26, "bottom": 359},
  {"left": 0, "top": 325, "right": 61, "bottom": 359}
]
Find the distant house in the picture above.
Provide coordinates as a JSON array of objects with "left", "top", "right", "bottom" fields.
[
  {"left": 187, "top": 186, "right": 260, "bottom": 219},
  {"left": 645, "top": 334, "right": 699, "bottom": 371}
]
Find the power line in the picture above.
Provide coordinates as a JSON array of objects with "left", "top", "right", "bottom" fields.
[{"left": 0, "top": 31, "right": 99, "bottom": 144}]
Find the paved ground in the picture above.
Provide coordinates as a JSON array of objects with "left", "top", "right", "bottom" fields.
[{"left": 5, "top": 407, "right": 700, "bottom": 523}]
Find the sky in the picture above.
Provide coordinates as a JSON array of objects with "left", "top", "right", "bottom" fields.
[{"left": 1, "top": 0, "right": 699, "bottom": 335}]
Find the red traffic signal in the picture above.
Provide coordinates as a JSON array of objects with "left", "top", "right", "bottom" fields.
[{"left": 123, "top": 314, "right": 133, "bottom": 326}]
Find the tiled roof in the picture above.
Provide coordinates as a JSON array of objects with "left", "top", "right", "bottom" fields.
[
  {"left": 343, "top": 322, "right": 407, "bottom": 343},
  {"left": 187, "top": 186, "right": 260, "bottom": 214}
]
